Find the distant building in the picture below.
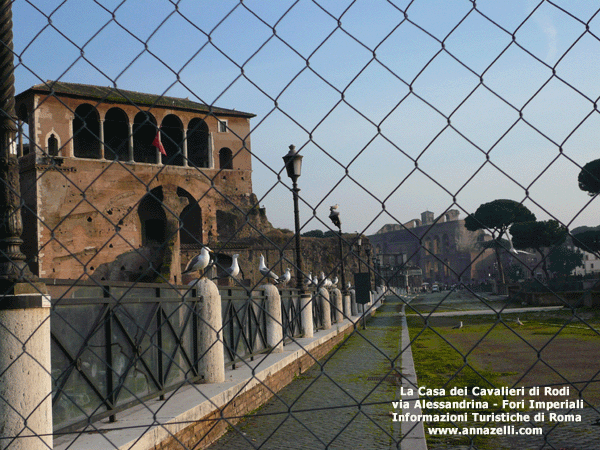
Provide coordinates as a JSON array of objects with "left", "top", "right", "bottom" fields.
[
  {"left": 15, "top": 81, "right": 271, "bottom": 283},
  {"left": 369, "top": 210, "right": 495, "bottom": 285}
]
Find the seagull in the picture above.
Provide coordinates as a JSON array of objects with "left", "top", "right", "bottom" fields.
[
  {"left": 304, "top": 272, "right": 312, "bottom": 286},
  {"left": 347, "top": 282, "right": 352, "bottom": 290},
  {"left": 259, "top": 254, "right": 281, "bottom": 284},
  {"left": 516, "top": 317, "right": 524, "bottom": 326},
  {"left": 331, "top": 276, "right": 338, "bottom": 287},
  {"left": 183, "top": 246, "right": 212, "bottom": 275},
  {"left": 505, "top": 231, "right": 534, "bottom": 256},
  {"left": 214, "top": 254, "right": 240, "bottom": 280},
  {"left": 325, "top": 278, "right": 332, "bottom": 288},
  {"left": 452, "top": 321, "right": 463, "bottom": 330},
  {"left": 280, "top": 268, "right": 291, "bottom": 285},
  {"left": 313, "top": 275, "right": 319, "bottom": 286}
]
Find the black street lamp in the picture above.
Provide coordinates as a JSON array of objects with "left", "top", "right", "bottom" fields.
[
  {"left": 282, "top": 145, "right": 304, "bottom": 293},
  {"left": 356, "top": 234, "right": 362, "bottom": 274},
  {"left": 329, "top": 205, "right": 346, "bottom": 293}
]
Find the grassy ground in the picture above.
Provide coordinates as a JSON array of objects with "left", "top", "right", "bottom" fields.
[{"left": 406, "top": 305, "right": 600, "bottom": 449}]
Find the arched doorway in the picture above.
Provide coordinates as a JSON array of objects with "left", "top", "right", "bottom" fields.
[
  {"left": 133, "top": 112, "right": 157, "bottom": 163},
  {"left": 177, "top": 187, "right": 202, "bottom": 248},
  {"left": 187, "top": 118, "right": 209, "bottom": 168},
  {"left": 104, "top": 107, "right": 129, "bottom": 161},
  {"left": 138, "top": 187, "right": 167, "bottom": 246},
  {"left": 161, "top": 114, "right": 184, "bottom": 166}
]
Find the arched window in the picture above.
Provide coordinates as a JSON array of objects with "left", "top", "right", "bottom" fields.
[
  {"left": 133, "top": 112, "right": 157, "bottom": 163},
  {"left": 161, "top": 114, "right": 184, "bottom": 166},
  {"left": 219, "top": 147, "right": 233, "bottom": 169},
  {"left": 433, "top": 235, "right": 440, "bottom": 254},
  {"left": 17, "top": 104, "right": 30, "bottom": 156},
  {"left": 104, "top": 107, "right": 129, "bottom": 161},
  {"left": 47, "top": 134, "right": 58, "bottom": 156},
  {"left": 73, "top": 104, "right": 100, "bottom": 159},
  {"left": 187, "top": 118, "right": 209, "bottom": 168}
]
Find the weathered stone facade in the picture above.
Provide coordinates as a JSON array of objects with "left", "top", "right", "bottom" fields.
[
  {"left": 369, "top": 210, "right": 495, "bottom": 285},
  {"left": 16, "top": 82, "right": 271, "bottom": 283}
]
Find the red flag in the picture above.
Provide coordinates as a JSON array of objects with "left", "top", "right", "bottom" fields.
[{"left": 152, "top": 130, "right": 167, "bottom": 156}]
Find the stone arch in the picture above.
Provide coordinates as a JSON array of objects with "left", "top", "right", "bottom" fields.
[
  {"left": 187, "top": 118, "right": 209, "bottom": 168},
  {"left": 104, "top": 107, "right": 129, "bottom": 161},
  {"left": 219, "top": 147, "right": 233, "bottom": 169},
  {"left": 177, "top": 187, "right": 202, "bottom": 247},
  {"left": 73, "top": 103, "right": 101, "bottom": 159},
  {"left": 161, "top": 114, "right": 184, "bottom": 166},
  {"left": 133, "top": 111, "right": 158, "bottom": 163},
  {"left": 138, "top": 187, "right": 167, "bottom": 246}
]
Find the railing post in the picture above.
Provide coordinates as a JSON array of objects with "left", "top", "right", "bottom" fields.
[
  {"left": 262, "top": 284, "right": 283, "bottom": 353},
  {"left": 300, "top": 293, "right": 313, "bottom": 338},
  {"left": 319, "top": 287, "right": 331, "bottom": 330},
  {"left": 195, "top": 278, "right": 224, "bottom": 383},
  {"left": 0, "top": 1, "right": 52, "bottom": 448}
]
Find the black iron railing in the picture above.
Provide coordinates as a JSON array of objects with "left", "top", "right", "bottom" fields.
[{"left": 280, "top": 289, "right": 302, "bottom": 341}]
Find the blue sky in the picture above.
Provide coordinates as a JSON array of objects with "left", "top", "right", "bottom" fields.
[{"left": 13, "top": 0, "right": 600, "bottom": 236}]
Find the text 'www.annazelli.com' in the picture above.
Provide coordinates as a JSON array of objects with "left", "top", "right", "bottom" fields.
[{"left": 426, "top": 426, "right": 543, "bottom": 436}]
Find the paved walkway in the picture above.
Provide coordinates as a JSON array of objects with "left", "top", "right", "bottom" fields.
[{"left": 208, "top": 295, "right": 406, "bottom": 449}]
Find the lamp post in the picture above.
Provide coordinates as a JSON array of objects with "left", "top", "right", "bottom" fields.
[
  {"left": 356, "top": 234, "right": 362, "bottom": 274},
  {"left": 282, "top": 145, "right": 304, "bottom": 293},
  {"left": 329, "top": 205, "right": 346, "bottom": 294},
  {"left": 365, "top": 246, "right": 372, "bottom": 290}
]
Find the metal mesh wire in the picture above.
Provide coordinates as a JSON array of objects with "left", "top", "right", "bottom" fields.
[{"left": 3, "top": 0, "right": 600, "bottom": 449}]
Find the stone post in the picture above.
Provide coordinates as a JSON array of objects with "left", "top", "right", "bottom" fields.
[
  {"left": 262, "top": 284, "right": 283, "bottom": 352},
  {"left": 300, "top": 293, "right": 313, "bottom": 338},
  {"left": 350, "top": 289, "right": 358, "bottom": 316},
  {"left": 331, "top": 288, "right": 343, "bottom": 323},
  {"left": 343, "top": 292, "right": 351, "bottom": 319},
  {"left": 195, "top": 278, "right": 224, "bottom": 383},
  {"left": 0, "top": 2, "right": 53, "bottom": 447},
  {"left": 319, "top": 287, "right": 331, "bottom": 330}
]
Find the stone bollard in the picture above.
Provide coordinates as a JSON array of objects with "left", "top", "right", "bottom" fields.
[
  {"left": 319, "top": 287, "right": 331, "bottom": 330},
  {"left": 261, "top": 284, "right": 283, "bottom": 352},
  {"left": 350, "top": 289, "right": 357, "bottom": 316},
  {"left": 331, "top": 288, "right": 343, "bottom": 323},
  {"left": 0, "top": 289, "right": 53, "bottom": 450},
  {"left": 194, "top": 278, "right": 225, "bottom": 383},
  {"left": 300, "top": 293, "right": 313, "bottom": 338},
  {"left": 343, "top": 292, "right": 351, "bottom": 319}
]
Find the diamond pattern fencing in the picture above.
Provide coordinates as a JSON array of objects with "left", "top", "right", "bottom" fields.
[{"left": 2, "top": 1, "right": 600, "bottom": 449}]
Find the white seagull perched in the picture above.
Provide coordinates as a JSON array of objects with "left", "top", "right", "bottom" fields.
[
  {"left": 313, "top": 275, "right": 319, "bottom": 286},
  {"left": 504, "top": 231, "right": 534, "bottom": 256},
  {"left": 331, "top": 276, "right": 338, "bottom": 287},
  {"left": 304, "top": 272, "right": 312, "bottom": 286},
  {"left": 259, "top": 254, "right": 281, "bottom": 284},
  {"left": 280, "top": 268, "right": 292, "bottom": 285},
  {"left": 516, "top": 317, "right": 524, "bottom": 326},
  {"left": 183, "top": 246, "right": 213, "bottom": 275},
  {"left": 215, "top": 253, "right": 240, "bottom": 280},
  {"left": 452, "top": 321, "right": 463, "bottom": 330}
]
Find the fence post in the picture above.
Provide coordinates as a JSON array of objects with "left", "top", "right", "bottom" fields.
[
  {"left": 0, "top": 2, "right": 53, "bottom": 448},
  {"left": 262, "top": 284, "right": 283, "bottom": 352},
  {"left": 300, "top": 293, "right": 313, "bottom": 338},
  {"left": 195, "top": 278, "right": 224, "bottom": 383},
  {"left": 319, "top": 287, "right": 331, "bottom": 330}
]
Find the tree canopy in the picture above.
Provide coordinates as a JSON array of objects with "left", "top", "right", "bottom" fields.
[
  {"left": 510, "top": 220, "right": 567, "bottom": 279},
  {"left": 510, "top": 220, "right": 567, "bottom": 251},
  {"left": 572, "top": 229, "right": 600, "bottom": 255},
  {"left": 578, "top": 158, "right": 600, "bottom": 196},
  {"left": 548, "top": 247, "right": 583, "bottom": 277},
  {"left": 464, "top": 199, "right": 536, "bottom": 236}
]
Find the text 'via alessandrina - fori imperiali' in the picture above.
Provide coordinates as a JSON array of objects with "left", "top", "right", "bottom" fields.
[{"left": 391, "top": 385, "right": 584, "bottom": 426}]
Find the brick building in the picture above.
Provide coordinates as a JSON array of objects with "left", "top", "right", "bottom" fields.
[
  {"left": 16, "top": 81, "right": 271, "bottom": 283},
  {"left": 369, "top": 210, "right": 495, "bottom": 286}
]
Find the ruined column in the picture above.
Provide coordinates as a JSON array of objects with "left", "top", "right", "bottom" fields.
[
  {"left": 194, "top": 278, "right": 224, "bottom": 383},
  {"left": 350, "top": 288, "right": 358, "bottom": 316},
  {"left": 262, "top": 284, "right": 283, "bottom": 352},
  {"left": 127, "top": 122, "right": 134, "bottom": 161},
  {"left": 319, "top": 287, "right": 331, "bottom": 330},
  {"left": 343, "top": 292, "right": 351, "bottom": 319},
  {"left": 99, "top": 118, "right": 105, "bottom": 159}
]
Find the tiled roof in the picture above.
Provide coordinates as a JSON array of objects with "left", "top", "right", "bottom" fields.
[{"left": 17, "top": 81, "right": 255, "bottom": 118}]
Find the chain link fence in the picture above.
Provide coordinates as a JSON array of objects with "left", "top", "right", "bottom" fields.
[{"left": 2, "top": 0, "right": 600, "bottom": 449}]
